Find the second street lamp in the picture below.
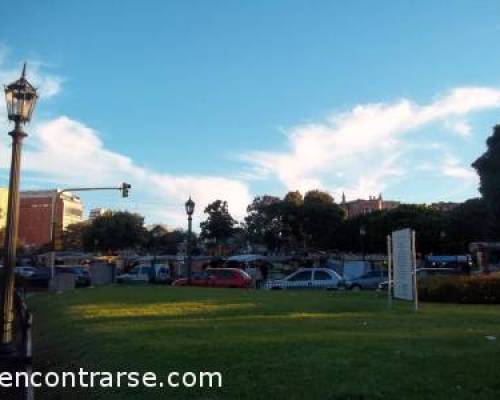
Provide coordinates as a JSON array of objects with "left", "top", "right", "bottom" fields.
[
  {"left": 1, "top": 63, "right": 38, "bottom": 353},
  {"left": 185, "top": 197, "right": 195, "bottom": 284}
]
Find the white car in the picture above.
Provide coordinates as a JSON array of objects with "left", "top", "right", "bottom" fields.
[
  {"left": 116, "top": 265, "right": 153, "bottom": 283},
  {"left": 265, "top": 268, "right": 344, "bottom": 290},
  {"left": 116, "top": 264, "right": 171, "bottom": 284},
  {"left": 14, "top": 266, "right": 37, "bottom": 278}
]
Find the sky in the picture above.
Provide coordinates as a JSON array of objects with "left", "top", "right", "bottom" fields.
[{"left": 1, "top": 0, "right": 500, "bottom": 229}]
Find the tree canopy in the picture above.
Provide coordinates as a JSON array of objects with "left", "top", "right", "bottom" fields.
[
  {"left": 472, "top": 124, "right": 500, "bottom": 238},
  {"left": 82, "top": 211, "right": 146, "bottom": 252},
  {"left": 199, "top": 200, "right": 237, "bottom": 243}
]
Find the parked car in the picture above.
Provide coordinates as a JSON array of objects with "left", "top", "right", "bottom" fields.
[
  {"left": 345, "top": 270, "right": 388, "bottom": 290},
  {"left": 14, "top": 266, "right": 37, "bottom": 278},
  {"left": 117, "top": 265, "right": 154, "bottom": 283},
  {"left": 172, "top": 268, "right": 253, "bottom": 288},
  {"left": 55, "top": 266, "right": 91, "bottom": 287},
  {"left": 264, "top": 268, "right": 344, "bottom": 290},
  {"left": 116, "top": 264, "right": 171, "bottom": 284},
  {"left": 377, "top": 268, "right": 461, "bottom": 290}
]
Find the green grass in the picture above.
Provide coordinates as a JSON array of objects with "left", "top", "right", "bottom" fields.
[{"left": 28, "top": 286, "right": 500, "bottom": 400}]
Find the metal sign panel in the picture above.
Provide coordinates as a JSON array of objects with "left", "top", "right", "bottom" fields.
[{"left": 392, "top": 228, "right": 414, "bottom": 301}]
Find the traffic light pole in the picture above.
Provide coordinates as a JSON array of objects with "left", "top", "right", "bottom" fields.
[{"left": 48, "top": 183, "right": 131, "bottom": 275}]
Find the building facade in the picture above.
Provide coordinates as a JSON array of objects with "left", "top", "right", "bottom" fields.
[
  {"left": 89, "top": 207, "right": 110, "bottom": 221},
  {"left": 19, "top": 190, "right": 84, "bottom": 248},
  {"left": 429, "top": 202, "right": 461, "bottom": 213},
  {"left": 0, "top": 188, "right": 8, "bottom": 246},
  {"left": 341, "top": 193, "right": 400, "bottom": 219}
]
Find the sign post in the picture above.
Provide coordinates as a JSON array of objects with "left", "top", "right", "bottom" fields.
[
  {"left": 412, "top": 230, "right": 418, "bottom": 312},
  {"left": 391, "top": 228, "right": 418, "bottom": 311},
  {"left": 387, "top": 235, "right": 392, "bottom": 308}
]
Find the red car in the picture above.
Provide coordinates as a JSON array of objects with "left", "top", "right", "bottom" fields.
[{"left": 172, "top": 268, "right": 253, "bottom": 288}]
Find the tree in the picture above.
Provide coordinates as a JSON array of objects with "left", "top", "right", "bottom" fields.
[
  {"left": 445, "top": 198, "right": 490, "bottom": 252},
  {"left": 339, "top": 205, "right": 447, "bottom": 255},
  {"left": 280, "top": 191, "right": 304, "bottom": 249},
  {"left": 244, "top": 195, "right": 283, "bottom": 251},
  {"left": 200, "top": 200, "right": 237, "bottom": 243},
  {"left": 63, "top": 222, "right": 89, "bottom": 250},
  {"left": 303, "top": 190, "right": 345, "bottom": 250},
  {"left": 472, "top": 125, "right": 500, "bottom": 238},
  {"left": 144, "top": 225, "right": 170, "bottom": 254},
  {"left": 82, "top": 211, "right": 146, "bottom": 252}
]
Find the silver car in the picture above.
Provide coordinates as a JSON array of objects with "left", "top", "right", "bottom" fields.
[
  {"left": 345, "top": 270, "right": 388, "bottom": 290},
  {"left": 265, "top": 268, "right": 344, "bottom": 290}
]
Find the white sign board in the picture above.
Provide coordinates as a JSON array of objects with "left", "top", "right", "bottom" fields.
[{"left": 392, "top": 228, "right": 414, "bottom": 301}]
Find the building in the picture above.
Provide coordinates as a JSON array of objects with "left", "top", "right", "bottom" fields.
[
  {"left": 89, "top": 207, "right": 110, "bottom": 221},
  {"left": 341, "top": 193, "right": 400, "bottom": 219},
  {"left": 145, "top": 223, "right": 170, "bottom": 232},
  {"left": 429, "top": 202, "right": 461, "bottom": 213},
  {"left": 19, "top": 190, "right": 84, "bottom": 248},
  {"left": 0, "top": 188, "right": 9, "bottom": 246}
]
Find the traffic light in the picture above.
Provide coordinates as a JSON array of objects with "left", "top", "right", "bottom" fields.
[{"left": 121, "top": 182, "right": 131, "bottom": 198}]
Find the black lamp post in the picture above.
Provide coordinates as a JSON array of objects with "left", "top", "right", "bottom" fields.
[
  {"left": 359, "top": 225, "right": 366, "bottom": 261},
  {"left": 185, "top": 197, "right": 195, "bottom": 284},
  {"left": 1, "top": 63, "right": 37, "bottom": 353}
]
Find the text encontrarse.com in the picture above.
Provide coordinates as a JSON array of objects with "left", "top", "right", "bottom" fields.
[{"left": 0, "top": 369, "right": 223, "bottom": 389}]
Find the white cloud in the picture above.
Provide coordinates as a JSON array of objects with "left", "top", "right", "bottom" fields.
[
  {"left": 242, "top": 87, "right": 500, "bottom": 200},
  {"left": 441, "top": 155, "right": 477, "bottom": 181},
  {"left": 445, "top": 119, "right": 472, "bottom": 137},
  {"left": 0, "top": 60, "right": 62, "bottom": 100},
  {"left": 2, "top": 52, "right": 498, "bottom": 228},
  {"left": 0, "top": 56, "right": 250, "bottom": 227},
  {"left": 22, "top": 117, "right": 252, "bottom": 228}
]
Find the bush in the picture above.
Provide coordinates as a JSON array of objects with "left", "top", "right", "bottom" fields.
[{"left": 419, "top": 273, "right": 500, "bottom": 304}]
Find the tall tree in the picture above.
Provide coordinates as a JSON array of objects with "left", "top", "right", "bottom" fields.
[
  {"left": 244, "top": 195, "right": 283, "bottom": 250},
  {"left": 82, "top": 211, "right": 146, "bottom": 252},
  {"left": 200, "top": 200, "right": 237, "bottom": 243},
  {"left": 472, "top": 125, "right": 500, "bottom": 238},
  {"left": 63, "top": 222, "right": 89, "bottom": 251},
  {"left": 445, "top": 198, "right": 490, "bottom": 252},
  {"left": 340, "top": 205, "right": 447, "bottom": 255},
  {"left": 303, "top": 190, "right": 345, "bottom": 250},
  {"left": 281, "top": 191, "right": 304, "bottom": 249}
]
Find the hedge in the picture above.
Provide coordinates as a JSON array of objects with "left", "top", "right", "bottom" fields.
[{"left": 418, "top": 273, "right": 500, "bottom": 304}]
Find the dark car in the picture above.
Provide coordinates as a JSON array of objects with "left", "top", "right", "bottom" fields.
[
  {"left": 377, "top": 268, "right": 461, "bottom": 290},
  {"left": 56, "top": 266, "right": 91, "bottom": 287},
  {"left": 15, "top": 267, "right": 51, "bottom": 289},
  {"left": 345, "top": 270, "right": 388, "bottom": 290}
]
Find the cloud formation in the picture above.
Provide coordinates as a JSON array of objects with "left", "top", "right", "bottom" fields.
[
  {"left": 242, "top": 88, "right": 500, "bottom": 200},
  {"left": 0, "top": 56, "right": 251, "bottom": 228},
  {"left": 24, "top": 117, "right": 253, "bottom": 228},
  {"left": 2, "top": 53, "right": 499, "bottom": 228}
]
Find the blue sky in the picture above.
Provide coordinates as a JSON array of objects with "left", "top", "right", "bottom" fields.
[{"left": 1, "top": 1, "right": 500, "bottom": 228}]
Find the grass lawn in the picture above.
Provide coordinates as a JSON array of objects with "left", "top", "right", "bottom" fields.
[{"left": 28, "top": 286, "right": 500, "bottom": 400}]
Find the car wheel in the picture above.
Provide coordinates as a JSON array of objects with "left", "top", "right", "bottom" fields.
[{"left": 351, "top": 285, "right": 362, "bottom": 291}]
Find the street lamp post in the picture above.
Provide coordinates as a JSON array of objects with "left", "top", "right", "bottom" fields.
[
  {"left": 1, "top": 64, "right": 38, "bottom": 354},
  {"left": 359, "top": 225, "right": 367, "bottom": 261},
  {"left": 185, "top": 197, "right": 195, "bottom": 284}
]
